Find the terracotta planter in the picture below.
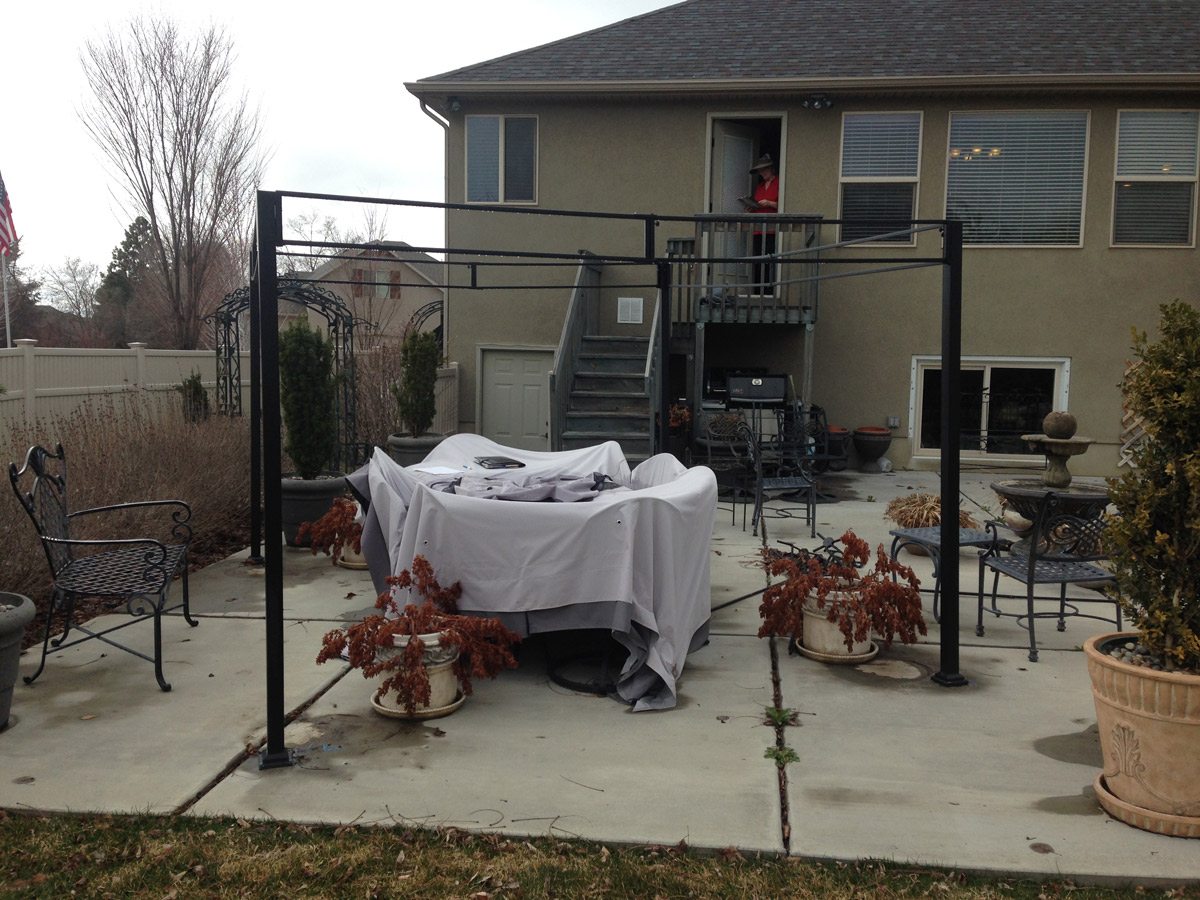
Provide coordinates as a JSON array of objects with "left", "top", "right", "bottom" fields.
[
  {"left": 1084, "top": 632, "right": 1200, "bottom": 838},
  {"left": 852, "top": 426, "right": 893, "bottom": 472},
  {"left": 799, "top": 600, "right": 878, "bottom": 664}
]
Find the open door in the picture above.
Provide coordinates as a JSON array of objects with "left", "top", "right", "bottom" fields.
[{"left": 709, "top": 121, "right": 758, "bottom": 289}]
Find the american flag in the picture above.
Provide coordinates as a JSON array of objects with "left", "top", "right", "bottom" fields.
[{"left": 0, "top": 170, "right": 16, "bottom": 256}]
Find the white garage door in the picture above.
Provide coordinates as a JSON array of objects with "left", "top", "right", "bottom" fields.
[{"left": 479, "top": 349, "right": 552, "bottom": 451}]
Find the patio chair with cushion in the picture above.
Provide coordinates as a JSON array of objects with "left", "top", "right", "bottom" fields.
[
  {"left": 9, "top": 444, "right": 198, "bottom": 691},
  {"left": 976, "top": 490, "right": 1120, "bottom": 662}
]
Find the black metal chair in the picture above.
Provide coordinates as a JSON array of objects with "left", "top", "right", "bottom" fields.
[
  {"left": 9, "top": 444, "right": 198, "bottom": 691},
  {"left": 976, "top": 490, "right": 1120, "bottom": 662},
  {"left": 707, "top": 417, "right": 757, "bottom": 529},
  {"left": 746, "top": 421, "right": 817, "bottom": 538}
]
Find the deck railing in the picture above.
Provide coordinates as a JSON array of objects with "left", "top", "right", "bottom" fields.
[{"left": 670, "top": 215, "right": 824, "bottom": 326}]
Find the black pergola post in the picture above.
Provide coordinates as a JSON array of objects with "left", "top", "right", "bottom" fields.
[
  {"left": 933, "top": 220, "right": 968, "bottom": 688},
  {"left": 256, "top": 190, "right": 294, "bottom": 768},
  {"left": 656, "top": 261, "right": 671, "bottom": 454},
  {"left": 248, "top": 246, "right": 264, "bottom": 565}
]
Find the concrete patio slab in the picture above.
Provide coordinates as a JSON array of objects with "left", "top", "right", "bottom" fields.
[
  {"left": 2, "top": 615, "right": 340, "bottom": 815},
  {"left": 191, "top": 635, "right": 785, "bottom": 852},
  {"left": 778, "top": 641, "right": 1198, "bottom": 882}
]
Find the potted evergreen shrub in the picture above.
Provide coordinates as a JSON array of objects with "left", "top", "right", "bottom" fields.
[
  {"left": 317, "top": 555, "right": 520, "bottom": 718},
  {"left": 758, "top": 530, "right": 927, "bottom": 663},
  {"left": 1084, "top": 300, "right": 1200, "bottom": 838},
  {"left": 279, "top": 320, "right": 345, "bottom": 546},
  {"left": 387, "top": 330, "right": 444, "bottom": 466}
]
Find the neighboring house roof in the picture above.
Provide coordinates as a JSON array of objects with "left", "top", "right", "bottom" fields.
[
  {"left": 407, "top": 0, "right": 1200, "bottom": 96},
  {"left": 304, "top": 242, "right": 443, "bottom": 289}
]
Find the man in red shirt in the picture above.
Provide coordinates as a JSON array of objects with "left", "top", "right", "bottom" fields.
[{"left": 746, "top": 155, "right": 779, "bottom": 293}]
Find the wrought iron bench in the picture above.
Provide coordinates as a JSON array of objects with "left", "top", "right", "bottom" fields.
[{"left": 9, "top": 444, "right": 198, "bottom": 691}]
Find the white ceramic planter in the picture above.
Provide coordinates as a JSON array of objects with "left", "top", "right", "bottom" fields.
[{"left": 799, "top": 599, "right": 878, "bottom": 664}]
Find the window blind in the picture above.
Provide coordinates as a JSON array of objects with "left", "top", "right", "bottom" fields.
[
  {"left": 947, "top": 112, "right": 1088, "bottom": 245},
  {"left": 841, "top": 113, "right": 921, "bottom": 178},
  {"left": 1114, "top": 110, "right": 1198, "bottom": 245}
]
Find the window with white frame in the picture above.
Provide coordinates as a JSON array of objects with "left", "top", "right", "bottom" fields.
[
  {"left": 911, "top": 357, "right": 1069, "bottom": 457},
  {"left": 466, "top": 115, "right": 537, "bottom": 203},
  {"left": 840, "top": 112, "right": 922, "bottom": 243},
  {"left": 1113, "top": 110, "right": 1199, "bottom": 246},
  {"left": 946, "top": 111, "right": 1088, "bottom": 245}
]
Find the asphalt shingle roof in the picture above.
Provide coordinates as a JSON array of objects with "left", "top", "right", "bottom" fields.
[{"left": 412, "top": 0, "right": 1200, "bottom": 88}]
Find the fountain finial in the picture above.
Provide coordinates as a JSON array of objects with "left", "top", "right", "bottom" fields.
[{"left": 1021, "top": 412, "right": 1093, "bottom": 488}]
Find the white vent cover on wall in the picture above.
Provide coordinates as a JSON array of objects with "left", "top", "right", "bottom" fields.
[{"left": 617, "top": 296, "right": 643, "bottom": 324}]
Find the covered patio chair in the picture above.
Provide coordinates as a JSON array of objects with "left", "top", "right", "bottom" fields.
[{"left": 9, "top": 444, "right": 198, "bottom": 691}]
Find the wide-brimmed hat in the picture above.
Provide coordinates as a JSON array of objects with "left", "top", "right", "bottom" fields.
[{"left": 749, "top": 154, "right": 775, "bottom": 173}]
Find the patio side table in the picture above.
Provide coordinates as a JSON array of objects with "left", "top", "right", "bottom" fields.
[{"left": 888, "top": 526, "right": 1001, "bottom": 622}]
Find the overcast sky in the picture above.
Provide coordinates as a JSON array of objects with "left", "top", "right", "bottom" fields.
[{"left": 6, "top": 0, "right": 677, "bottom": 275}]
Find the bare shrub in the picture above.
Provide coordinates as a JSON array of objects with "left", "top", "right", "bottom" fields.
[
  {"left": 2, "top": 393, "right": 250, "bottom": 618},
  {"left": 354, "top": 345, "right": 404, "bottom": 452}
]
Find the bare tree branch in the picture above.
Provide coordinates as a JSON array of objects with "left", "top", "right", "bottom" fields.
[{"left": 79, "top": 17, "right": 265, "bottom": 348}]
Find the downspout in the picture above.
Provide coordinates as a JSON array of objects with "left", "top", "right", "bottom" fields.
[{"left": 419, "top": 99, "right": 451, "bottom": 366}]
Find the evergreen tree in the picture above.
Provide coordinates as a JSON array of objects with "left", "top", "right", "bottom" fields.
[{"left": 94, "top": 217, "right": 154, "bottom": 347}]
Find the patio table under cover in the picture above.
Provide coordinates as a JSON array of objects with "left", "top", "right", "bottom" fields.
[{"left": 348, "top": 434, "right": 717, "bottom": 710}]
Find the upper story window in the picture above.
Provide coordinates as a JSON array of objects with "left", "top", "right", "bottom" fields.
[
  {"left": 466, "top": 115, "right": 538, "bottom": 204},
  {"left": 839, "top": 112, "right": 922, "bottom": 243},
  {"left": 1113, "top": 110, "right": 1199, "bottom": 246},
  {"left": 946, "top": 111, "right": 1089, "bottom": 246}
]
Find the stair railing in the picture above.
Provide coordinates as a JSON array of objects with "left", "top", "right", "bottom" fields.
[
  {"left": 644, "top": 293, "right": 662, "bottom": 457},
  {"left": 549, "top": 260, "right": 600, "bottom": 450}
]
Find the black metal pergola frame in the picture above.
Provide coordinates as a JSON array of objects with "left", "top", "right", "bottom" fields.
[{"left": 249, "top": 189, "right": 966, "bottom": 769}]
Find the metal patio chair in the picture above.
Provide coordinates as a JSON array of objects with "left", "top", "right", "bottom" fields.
[
  {"left": 976, "top": 490, "right": 1119, "bottom": 662},
  {"left": 747, "top": 420, "right": 817, "bottom": 538},
  {"left": 9, "top": 444, "right": 198, "bottom": 691}
]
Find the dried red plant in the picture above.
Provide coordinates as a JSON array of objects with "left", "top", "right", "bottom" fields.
[
  {"left": 757, "top": 530, "right": 927, "bottom": 652},
  {"left": 316, "top": 555, "right": 520, "bottom": 715},
  {"left": 297, "top": 496, "right": 362, "bottom": 565}
]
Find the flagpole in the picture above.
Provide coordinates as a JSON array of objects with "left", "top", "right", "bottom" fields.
[{"left": 2, "top": 255, "right": 10, "bottom": 349}]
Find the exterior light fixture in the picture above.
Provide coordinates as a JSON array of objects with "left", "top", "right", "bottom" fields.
[
  {"left": 800, "top": 94, "right": 833, "bottom": 110},
  {"left": 448, "top": 97, "right": 462, "bottom": 113}
]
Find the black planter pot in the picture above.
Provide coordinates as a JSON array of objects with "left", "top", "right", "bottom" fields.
[
  {"left": 1, "top": 593, "right": 36, "bottom": 731},
  {"left": 386, "top": 433, "right": 445, "bottom": 468},
  {"left": 853, "top": 426, "right": 893, "bottom": 472},
  {"left": 280, "top": 475, "right": 347, "bottom": 547}
]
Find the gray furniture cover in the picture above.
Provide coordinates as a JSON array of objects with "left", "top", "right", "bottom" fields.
[{"left": 350, "top": 434, "right": 717, "bottom": 710}]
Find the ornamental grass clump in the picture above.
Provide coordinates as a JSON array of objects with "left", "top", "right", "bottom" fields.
[
  {"left": 884, "top": 492, "right": 978, "bottom": 529},
  {"left": 758, "top": 530, "right": 927, "bottom": 652},
  {"left": 317, "top": 555, "right": 520, "bottom": 715},
  {"left": 1105, "top": 301, "right": 1200, "bottom": 674}
]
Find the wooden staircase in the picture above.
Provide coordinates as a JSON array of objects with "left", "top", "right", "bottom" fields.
[{"left": 560, "top": 335, "right": 654, "bottom": 466}]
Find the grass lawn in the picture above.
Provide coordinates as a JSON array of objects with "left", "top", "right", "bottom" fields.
[{"left": 0, "top": 812, "right": 1191, "bottom": 898}]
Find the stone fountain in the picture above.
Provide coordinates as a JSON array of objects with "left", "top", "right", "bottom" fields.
[{"left": 991, "top": 412, "right": 1109, "bottom": 522}]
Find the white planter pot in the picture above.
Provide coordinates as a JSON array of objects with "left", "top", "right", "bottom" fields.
[
  {"left": 370, "top": 632, "right": 463, "bottom": 719},
  {"left": 799, "top": 598, "right": 878, "bottom": 664}
]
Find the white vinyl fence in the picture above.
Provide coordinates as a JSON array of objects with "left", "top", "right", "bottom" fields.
[
  {"left": 0, "top": 340, "right": 243, "bottom": 428},
  {"left": 0, "top": 340, "right": 459, "bottom": 438}
]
